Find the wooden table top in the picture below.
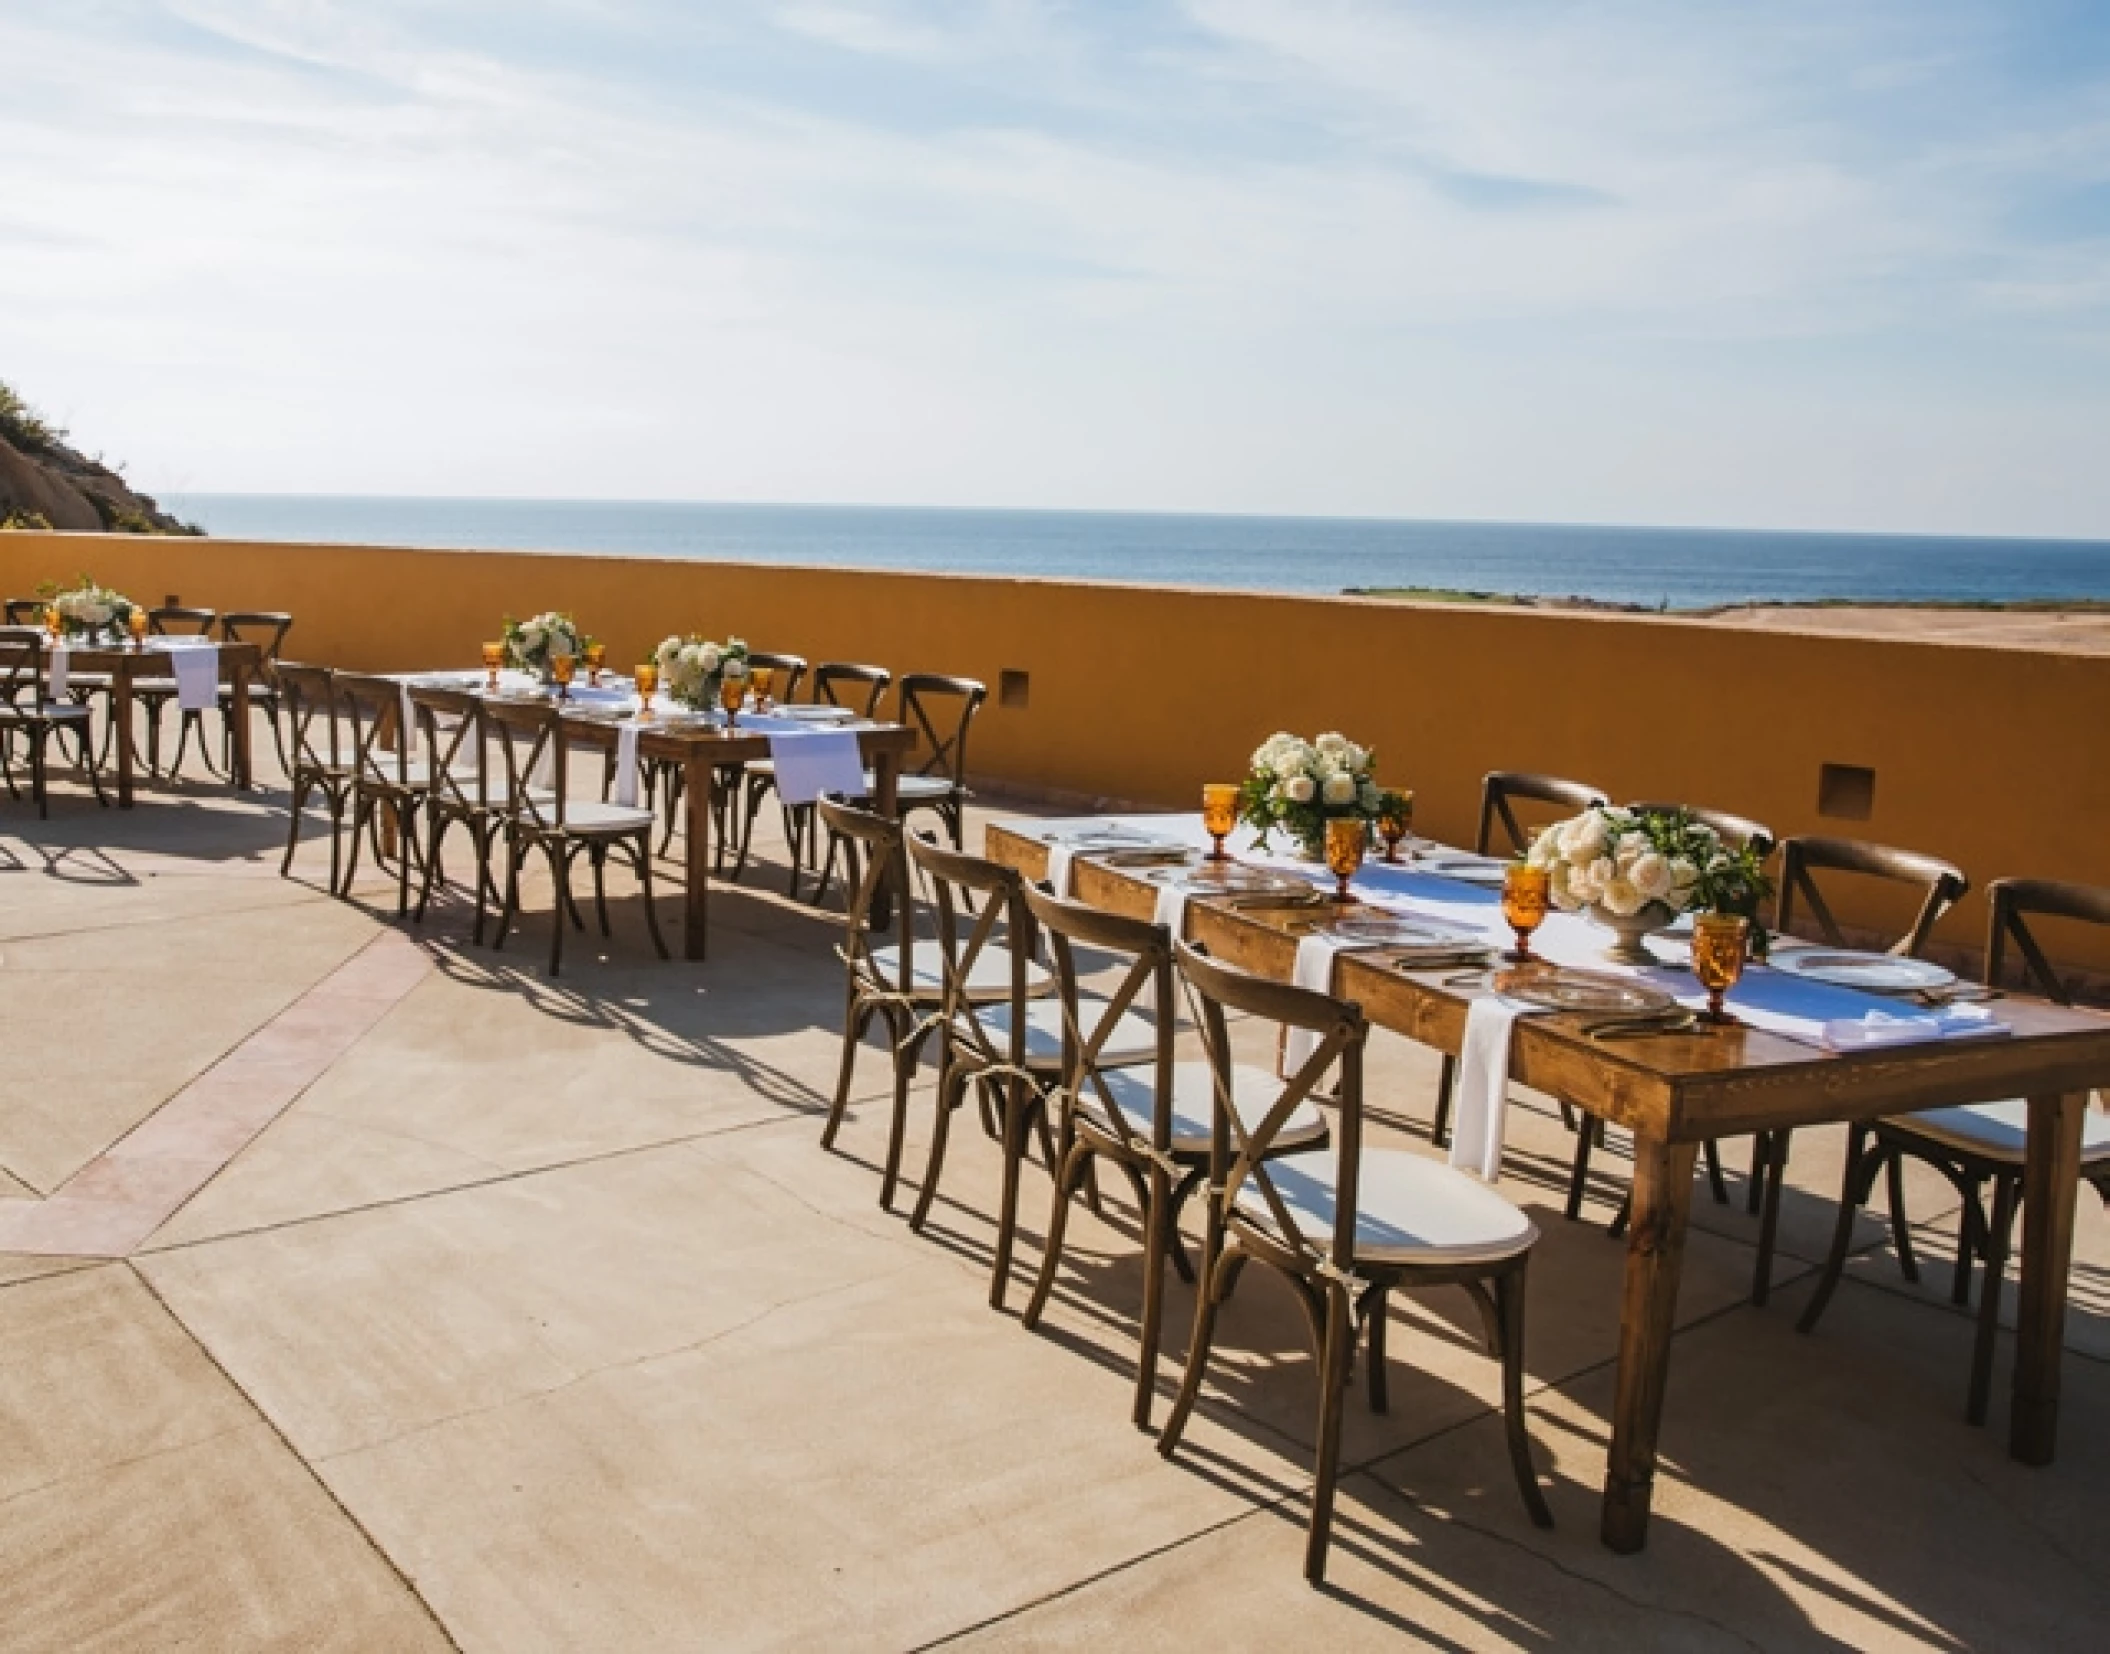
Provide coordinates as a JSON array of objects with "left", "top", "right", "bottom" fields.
[{"left": 986, "top": 820, "right": 2110, "bottom": 1144}]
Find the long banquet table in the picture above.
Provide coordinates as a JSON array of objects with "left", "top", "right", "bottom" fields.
[
  {"left": 62, "top": 640, "right": 264, "bottom": 806},
  {"left": 985, "top": 814, "right": 2110, "bottom": 1554},
  {"left": 390, "top": 676, "right": 917, "bottom": 961}
]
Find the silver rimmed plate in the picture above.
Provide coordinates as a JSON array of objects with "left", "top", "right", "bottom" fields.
[
  {"left": 1327, "top": 913, "right": 1482, "bottom": 948},
  {"left": 1767, "top": 949, "right": 1956, "bottom": 993},
  {"left": 1417, "top": 852, "right": 1510, "bottom": 887},
  {"left": 1152, "top": 864, "right": 1305, "bottom": 896},
  {"left": 776, "top": 704, "right": 858, "bottom": 724},
  {"left": 1494, "top": 967, "right": 1679, "bottom": 1015}
]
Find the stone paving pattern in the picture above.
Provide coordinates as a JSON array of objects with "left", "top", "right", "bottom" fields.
[{"left": 2, "top": 761, "right": 2106, "bottom": 1650}]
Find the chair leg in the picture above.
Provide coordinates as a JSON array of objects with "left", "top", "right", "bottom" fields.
[
  {"left": 891, "top": 1028, "right": 939, "bottom": 1218},
  {"left": 1431, "top": 1055, "right": 1456, "bottom": 1147},
  {"left": 1159, "top": 1233, "right": 1231, "bottom": 1459},
  {"left": 1133, "top": 1161, "right": 1173, "bottom": 1430},
  {"left": 987, "top": 1079, "right": 1036, "bottom": 1312},
  {"left": 545, "top": 841, "right": 570, "bottom": 976},
  {"left": 821, "top": 996, "right": 874, "bottom": 1150},
  {"left": 1497, "top": 1265, "right": 1555, "bottom": 1528},
  {"left": 1885, "top": 1149, "right": 1920, "bottom": 1284},
  {"left": 631, "top": 837, "right": 671, "bottom": 960},
  {"left": 281, "top": 776, "right": 315, "bottom": 877},
  {"left": 493, "top": 835, "right": 522, "bottom": 952},
  {"left": 591, "top": 845, "right": 612, "bottom": 936},
  {"left": 1703, "top": 1139, "right": 1729, "bottom": 1206},
  {"left": 1952, "top": 1187, "right": 1981, "bottom": 1306},
  {"left": 1752, "top": 1128, "right": 1792, "bottom": 1306},
  {"left": 1747, "top": 1133, "right": 1770, "bottom": 1213},
  {"left": 1966, "top": 1174, "right": 2018, "bottom": 1427},
  {"left": 1564, "top": 1116, "right": 1598, "bottom": 1222},
  {"left": 908, "top": 1059, "right": 958, "bottom": 1223},
  {"left": 337, "top": 795, "right": 370, "bottom": 898},
  {"left": 1797, "top": 1123, "right": 1880, "bottom": 1335},
  {"left": 1303, "top": 1287, "right": 1355, "bottom": 1586},
  {"left": 1021, "top": 1138, "right": 1092, "bottom": 1334},
  {"left": 413, "top": 810, "right": 448, "bottom": 926},
  {"left": 1365, "top": 1288, "right": 1390, "bottom": 1415}
]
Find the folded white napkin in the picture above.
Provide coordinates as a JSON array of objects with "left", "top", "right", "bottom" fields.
[
  {"left": 614, "top": 721, "right": 643, "bottom": 808},
  {"left": 1822, "top": 1005, "right": 2010, "bottom": 1052},
  {"left": 170, "top": 645, "right": 218, "bottom": 711},
  {"left": 1450, "top": 994, "right": 1546, "bottom": 1182},
  {"left": 1152, "top": 877, "right": 1192, "bottom": 939},
  {"left": 1045, "top": 840, "right": 1079, "bottom": 897},
  {"left": 768, "top": 727, "right": 864, "bottom": 807},
  {"left": 47, "top": 641, "right": 69, "bottom": 701}
]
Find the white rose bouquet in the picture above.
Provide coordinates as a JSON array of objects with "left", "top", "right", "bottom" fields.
[
  {"left": 37, "top": 575, "right": 136, "bottom": 641},
  {"left": 502, "top": 611, "right": 587, "bottom": 677},
  {"left": 1526, "top": 805, "right": 1773, "bottom": 960},
  {"left": 1238, "top": 730, "right": 1384, "bottom": 857},
  {"left": 654, "top": 633, "right": 749, "bottom": 711}
]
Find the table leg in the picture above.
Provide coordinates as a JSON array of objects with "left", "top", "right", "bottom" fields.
[
  {"left": 113, "top": 661, "right": 136, "bottom": 809},
  {"left": 1602, "top": 1135, "right": 1699, "bottom": 1554},
  {"left": 870, "top": 747, "right": 901, "bottom": 929},
  {"left": 682, "top": 754, "right": 711, "bottom": 961},
  {"left": 2011, "top": 1090, "right": 2085, "bottom": 1464},
  {"left": 230, "top": 661, "right": 255, "bottom": 789}
]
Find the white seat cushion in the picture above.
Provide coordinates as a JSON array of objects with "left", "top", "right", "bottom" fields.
[
  {"left": 552, "top": 800, "right": 656, "bottom": 835},
  {"left": 1237, "top": 1146, "right": 1538, "bottom": 1267},
  {"left": 868, "top": 943, "right": 1052, "bottom": 1004},
  {"left": 1886, "top": 1098, "right": 2110, "bottom": 1166},
  {"left": 958, "top": 995, "right": 1157, "bottom": 1072},
  {"left": 1079, "top": 1060, "right": 1329, "bottom": 1158},
  {"left": 887, "top": 773, "right": 957, "bottom": 801}
]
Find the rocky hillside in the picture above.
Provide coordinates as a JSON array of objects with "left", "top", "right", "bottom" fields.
[{"left": 0, "top": 380, "right": 199, "bottom": 535}]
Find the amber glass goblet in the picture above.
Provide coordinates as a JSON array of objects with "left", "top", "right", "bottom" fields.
[
  {"left": 1324, "top": 816, "right": 1366, "bottom": 904},
  {"left": 1377, "top": 790, "right": 1414, "bottom": 863},
  {"left": 583, "top": 642, "right": 606, "bottom": 687},
  {"left": 45, "top": 604, "right": 63, "bottom": 641},
  {"left": 1692, "top": 912, "right": 1750, "bottom": 1025},
  {"left": 1201, "top": 783, "right": 1239, "bottom": 861},
  {"left": 550, "top": 652, "right": 576, "bottom": 701},
  {"left": 633, "top": 663, "right": 658, "bottom": 716},
  {"left": 127, "top": 607, "right": 149, "bottom": 650},
  {"left": 750, "top": 666, "right": 775, "bottom": 710},
  {"left": 719, "top": 670, "right": 745, "bottom": 727},
  {"left": 1501, "top": 863, "right": 1551, "bottom": 963}
]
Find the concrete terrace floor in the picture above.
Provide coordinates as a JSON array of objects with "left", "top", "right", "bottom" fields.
[{"left": 2, "top": 755, "right": 2108, "bottom": 1652}]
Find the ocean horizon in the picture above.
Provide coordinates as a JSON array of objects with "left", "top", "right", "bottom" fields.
[{"left": 161, "top": 493, "right": 2110, "bottom": 610}]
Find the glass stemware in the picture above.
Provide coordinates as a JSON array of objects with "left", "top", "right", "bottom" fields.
[
  {"left": 1501, "top": 863, "right": 1551, "bottom": 963},
  {"left": 550, "top": 652, "right": 576, "bottom": 701},
  {"left": 1201, "top": 783, "right": 1239, "bottom": 861},
  {"left": 719, "top": 670, "right": 745, "bottom": 728},
  {"left": 1692, "top": 912, "right": 1751, "bottom": 1025},
  {"left": 1324, "top": 816, "right": 1366, "bottom": 904},
  {"left": 749, "top": 666, "right": 775, "bottom": 710},
  {"left": 481, "top": 641, "right": 505, "bottom": 692},
  {"left": 44, "top": 604, "right": 62, "bottom": 641},
  {"left": 633, "top": 662, "right": 658, "bottom": 716},
  {"left": 127, "top": 607, "right": 149, "bottom": 650},
  {"left": 1377, "top": 790, "right": 1414, "bottom": 863},
  {"left": 583, "top": 642, "right": 606, "bottom": 688}
]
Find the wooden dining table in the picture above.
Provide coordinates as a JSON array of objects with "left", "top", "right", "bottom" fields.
[
  {"left": 985, "top": 817, "right": 2110, "bottom": 1555},
  {"left": 62, "top": 640, "right": 264, "bottom": 807}
]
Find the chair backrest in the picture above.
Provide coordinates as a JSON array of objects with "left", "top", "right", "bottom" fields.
[
  {"left": 4, "top": 599, "right": 45, "bottom": 627},
  {"left": 898, "top": 674, "right": 987, "bottom": 787},
  {"left": 408, "top": 685, "right": 491, "bottom": 815},
  {"left": 745, "top": 651, "right": 807, "bottom": 703},
  {"left": 1478, "top": 772, "right": 1608, "bottom": 856},
  {"left": 906, "top": 830, "right": 1038, "bottom": 1074},
  {"left": 817, "top": 796, "right": 910, "bottom": 993},
  {"left": 276, "top": 663, "right": 346, "bottom": 773},
  {"left": 480, "top": 697, "right": 570, "bottom": 829},
  {"left": 1776, "top": 835, "right": 1968, "bottom": 956},
  {"left": 1020, "top": 879, "right": 1176, "bottom": 1160},
  {"left": 219, "top": 611, "right": 294, "bottom": 669},
  {"left": 1175, "top": 940, "right": 1365, "bottom": 1278},
  {"left": 1985, "top": 878, "right": 2110, "bottom": 1005},
  {"left": 0, "top": 636, "right": 43, "bottom": 704},
  {"left": 336, "top": 672, "right": 419, "bottom": 792},
  {"left": 149, "top": 605, "right": 217, "bottom": 637},
  {"left": 812, "top": 662, "right": 892, "bottom": 717},
  {"left": 1626, "top": 801, "right": 1776, "bottom": 860}
]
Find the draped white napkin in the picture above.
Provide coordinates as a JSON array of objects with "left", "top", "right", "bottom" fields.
[
  {"left": 767, "top": 726, "right": 864, "bottom": 806},
  {"left": 47, "top": 641, "right": 69, "bottom": 701},
  {"left": 1282, "top": 931, "right": 1382, "bottom": 1072},
  {"left": 614, "top": 721, "right": 643, "bottom": 808},
  {"left": 168, "top": 645, "right": 219, "bottom": 711},
  {"left": 1450, "top": 994, "right": 1547, "bottom": 1182},
  {"left": 1152, "top": 877, "right": 1192, "bottom": 938}
]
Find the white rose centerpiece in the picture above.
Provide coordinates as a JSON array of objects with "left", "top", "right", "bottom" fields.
[
  {"left": 654, "top": 633, "right": 749, "bottom": 712},
  {"left": 38, "top": 576, "right": 136, "bottom": 642},
  {"left": 502, "top": 611, "right": 587, "bottom": 681},
  {"left": 1526, "top": 805, "right": 1769, "bottom": 965},
  {"left": 1238, "top": 730, "right": 1384, "bottom": 859}
]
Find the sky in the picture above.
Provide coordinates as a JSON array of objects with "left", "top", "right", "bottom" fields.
[{"left": 2, "top": 0, "right": 2108, "bottom": 537}]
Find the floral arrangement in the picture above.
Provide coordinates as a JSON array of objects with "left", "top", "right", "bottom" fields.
[
  {"left": 1239, "top": 731, "right": 1382, "bottom": 857},
  {"left": 36, "top": 575, "right": 136, "bottom": 640},
  {"left": 1527, "top": 806, "right": 1773, "bottom": 935},
  {"left": 654, "top": 633, "right": 749, "bottom": 711},
  {"left": 502, "top": 611, "right": 586, "bottom": 676}
]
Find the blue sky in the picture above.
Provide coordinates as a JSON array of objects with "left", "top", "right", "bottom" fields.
[{"left": 2, "top": 1, "right": 2108, "bottom": 535}]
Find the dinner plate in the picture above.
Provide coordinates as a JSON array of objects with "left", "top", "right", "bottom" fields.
[
  {"left": 1327, "top": 914, "right": 1482, "bottom": 948},
  {"left": 1766, "top": 948, "right": 1957, "bottom": 993},
  {"left": 1418, "top": 852, "right": 1511, "bottom": 887},
  {"left": 1152, "top": 864, "right": 1305, "bottom": 896},
  {"left": 1494, "top": 967, "right": 1679, "bottom": 1015},
  {"left": 776, "top": 704, "right": 858, "bottom": 724}
]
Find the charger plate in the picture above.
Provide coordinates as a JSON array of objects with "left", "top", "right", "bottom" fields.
[
  {"left": 1327, "top": 913, "right": 1482, "bottom": 947},
  {"left": 1767, "top": 948, "right": 1956, "bottom": 993},
  {"left": 1493, "top": 966, "right": 1678, "bottom": 1015}
]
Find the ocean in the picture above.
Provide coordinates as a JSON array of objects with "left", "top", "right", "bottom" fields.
[{"left": 161, "top": 495, "right": 2110, "bottom": 610}]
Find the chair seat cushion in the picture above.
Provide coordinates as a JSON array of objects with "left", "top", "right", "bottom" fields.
[
  {"left": 875, "top": 772, "right": 955, "bottom": 801},
  {"left": 554, "top": 800, "right": 656, "bottom": 836},
  {"left": 1237, "top": 1146, "right": 1538, "bottom": 1267},
  {"left": 868, "top": 943, "right": 1052, "bottom": 1004},
  {"left": 1885, "top": 1098, "right": 2110, "bottom": 1165},
  {"left": 1080, "top": 1060, "right": 1329, "bottom": 1159},
  {"left": 958, "top": 996, "right": 1157, "bottom": 1072}
]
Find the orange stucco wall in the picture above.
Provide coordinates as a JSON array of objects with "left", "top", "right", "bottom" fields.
[{"left": 6, "top": 529, "right": 2106, "bottom": 970}]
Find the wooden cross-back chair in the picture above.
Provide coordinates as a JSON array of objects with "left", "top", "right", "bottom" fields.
[
  {"left": 217, "top": 611, "right": 294, "bottom": 777},
  {"left": 334, "top": 672, "right": 431, "bottom": 915},
  {"left": 726, "top": 660, "right": 894, "bottom": 897},
  {"left": 1016, "top": 880, "right": 1327, "bottom": 1429},
  {"left": 275, "top": 663, "right": 356, "bottom": 892},
  {"left": 1159, "top": 941, "right": 1551, "bottom": 1585},
  {"left": 3, "top": 599, "right": 45, "bottom": 626},
  {"left": 1626, "top": 800, "right": 1777, "bottom": 860},
  {"left": 1744, "top": 834, "right": 1969, "bottom": 1304},
  {"left": 482, "top": 696, "right": 667, "bottom": 977},
  {"left": 1476, "top": 771, "right": 1608, "bottom": 857},
  {"left": 0, "top": 635, "right": 104, "bottom": 815},
  {"left": 1799, "top": 876, "right": 2110, "bottom": 1425},
  {"left": 407, "top": 685, "right": 506, "bottom": 945},
  {"left": 138, "top": 605, "right": 220, "bottom": 778},
  {"left": 812, "top": 672, "right": 985, "bottom": 908}
]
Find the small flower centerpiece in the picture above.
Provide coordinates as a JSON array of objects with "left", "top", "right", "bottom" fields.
[
  {"left": 502, "top": 611, "right": 587, "bottom": 683},
  {"left": 1526, "top": 806, "right": 1772, "bottom": 965},
  {"left": 1238, "top": 731, "right": 1382, "bottom": 860},
  {"left": 654, "top": 633, "right": 749, "bottom": 712},
  {"left": 37, "top": 576, "right": 137, "bottom": 642}
]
